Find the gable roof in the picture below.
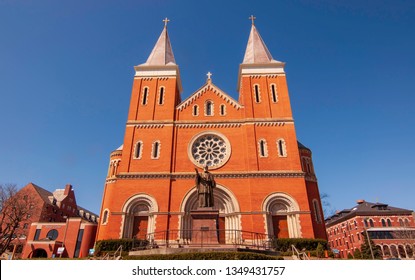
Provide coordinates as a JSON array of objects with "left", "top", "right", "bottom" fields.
[
  {"left": 25, "top": 182, "right": 99, "bottom": 218},
  {"left": 177, "top": 81, "right": 242, "bottom": 111}
]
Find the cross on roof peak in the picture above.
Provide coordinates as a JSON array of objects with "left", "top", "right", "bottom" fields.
[{"left": 206, "top": 71, "right": 212, "bottom": 81}]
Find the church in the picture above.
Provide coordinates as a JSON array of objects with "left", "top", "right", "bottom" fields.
[{"left": 96, "top": 18, "right": 327, "bottom": 246}]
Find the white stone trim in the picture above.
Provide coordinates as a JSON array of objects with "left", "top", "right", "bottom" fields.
[
  {"left": 258, "top": 138, "right": 268, "bottom": 158},
  {"left": 142, "top": 86, "right": 149, "bottom": 105},
  {"left": 101, "top": 208, "right": 110, "bottom": 225},
  {"left": 177, "top": 83, "right": 242, "bottom": 111},
  {"left": 179, "top": 184, "right": 241, "bottom": 244},
  {"left": 192, "top": 104, "right": 199, "bottom": 116},
  {"left": 151, "top": 140, "right": 161, "bottom": 159},
  {"left": 277, "top": 138, "right": 287, "bottom": 157},
  {"left": 270, "top": 83, "right": 278, "bottom": 103},
  {"left": 204, "top": 100, "right": 214, "bottom": 116},
  {"left": 108, "top": 159, "right": 121, "bottom": 177},
  {"left": 133, "top": 141, "right": 143, "bottom": 159},
  {"left": 262, "top": 192, "right": 302, "bottom": 238},
  {"left": 187, "top": 131, "right": 231, "bottom": 170},
  {"left": 253, "top": 84, "right": 261, "bottom": 103},
  {"left": 158, "top": 86, "right": 165, "bottom": 105},
  {"left": 120, "top": 193, "right": 159, "bottom": 239},
  {"left": 220, "top": 104, "right": 226, "bottom": 116}
]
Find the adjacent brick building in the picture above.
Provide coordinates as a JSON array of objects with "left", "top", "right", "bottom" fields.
[
  {"left": 22, "top": 217, "right": 97, "bottom": 258},
  {"left": 325, "top": 200, "right": 415, "bottom": 259},
  {"left": 96, "top": 19, "right": 327, "bottom": 245},
  {"left": 2, "top": 183, "right": 98, "bottom": 258}
]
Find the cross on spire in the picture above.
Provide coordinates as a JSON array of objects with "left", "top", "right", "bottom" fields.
[
  {"left": 249, "top": 15, "right": 256, "bottom": 25},
  {"left": 206, "top": 71, "right": 212, "bottom": 81},
  {"left": 163, "top": 17, "right": 170, "bottom": 27}
]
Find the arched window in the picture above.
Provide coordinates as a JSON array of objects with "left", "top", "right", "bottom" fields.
[
  {"left": 101, "top": 209, "right": 109, "bottom": 225},
  {"left": 259, "top": 139, "right": 268, "bottom": 157},
  {"left": 254, "top": 84, "right": 261, "bottom": 103},
  {"left": 151, "top": 141, "right": 160, "bottom": 159},
  {"left": 158, "top": 87, "right": 165, "bottom": 105},
  {"left": 381, "top": 219, "right": 386, "bottom": 227},
  {"left": 399, "top": 219, "right": 404, "bottom": 227},
  {"left": 220, "top": 104, "right": 226, "bottom": 116},
  {"left": 205, "top": 100, "right": 213, "bottom": 116},
  {"left": 313, "top": 199, "right": 322, "bottom": 224},
  {"left": 387, "top": 219, "right": 392, "bottom": 227},
  {"left": 142, "top": 87, "right": 149, "bottom": 105},
  {"left": 192, "top": 105, "right": 199, "bottom": 116},
  {"left": 134, "top": 141, "right": 143, "bottom": 159},
  {"left": 277, "top": 139, "right": 287, "bottom": 157},
  {"left": 369, "top": 219, "right": 374, "bottom": 227},
  {"left": 270, "top": 84, "right": 278, "bottom": 103},
  {"left": 364, "top": 219, "right": 369, "bottom": 228},
  {"left": 404, "top": 219, "right": 410, "bottom": 227}
]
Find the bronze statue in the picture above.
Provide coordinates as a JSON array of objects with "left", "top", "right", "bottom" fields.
[{"left": 195, "top": 166, "right": 216, "bottom": 208}]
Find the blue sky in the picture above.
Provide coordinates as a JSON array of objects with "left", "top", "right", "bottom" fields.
[{"left": 1, "top": 0, "right": 414, "bottom": 216}]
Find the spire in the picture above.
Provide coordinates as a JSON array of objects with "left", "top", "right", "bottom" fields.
[
  {"left": 242, "top": 16, "right": 279, "bottom": 64},
  {"left": 143, "top": 18, "right": 176, "bottom": 66}
]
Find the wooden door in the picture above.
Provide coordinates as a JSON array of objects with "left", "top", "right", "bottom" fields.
[
  {"left": 132, "top": 216, "right": 148, "bottom": 239},
  {"left": 218, "top": 217, "right": 226, "bottom": 244},
  {"left": 272, "top": 215, "right": 289, "bottom": 238}
]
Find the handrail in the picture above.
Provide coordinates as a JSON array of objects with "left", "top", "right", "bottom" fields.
[
  {"left": 131, "top": 229, "right": 275, "bottom": 251},
  {"left": 291, "top": 244, "right": 309, "bottom": 260}
]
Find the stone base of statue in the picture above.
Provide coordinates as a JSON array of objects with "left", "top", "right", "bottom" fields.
[{"left": 190, "top": 208, "right": 219, "bottom": 246}]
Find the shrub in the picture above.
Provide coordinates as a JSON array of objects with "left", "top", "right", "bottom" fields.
[
  {"left": 95, "top": 239, "right": 148, "bottom": 255},
  {"left": 272, "top": 238, "right": 328, "bottom": 252},
  {"left": 124, "top": 251, "right": 283, "bottom": 260}
]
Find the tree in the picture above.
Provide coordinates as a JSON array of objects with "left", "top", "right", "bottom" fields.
[
  {"left": 320, "top": 193, "right": 335, "bottom": 218},
  {"left": 0, "top": 184, "right": 34, "bottom": 255},
  {"left": 353, "top": 248, "right": 362, "bottom": 259},
  {"left": 316, "top": 243, "right": 325, "bottom": 258},
  {"left": 360, "top": 230, "right": 382, "bottom": 259}
]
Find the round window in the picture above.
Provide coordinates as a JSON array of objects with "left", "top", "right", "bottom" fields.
[
  {"left": 188, "top": 132, "right": 231, "bottom": 169},
  {"left": 46, "top": 229, "right": 59, "bottom": 240}
]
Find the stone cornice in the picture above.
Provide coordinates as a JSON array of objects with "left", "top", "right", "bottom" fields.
[
  {"left": 117, "top": 171, "right": 305, "bottom": 180},
  {"left": 125, "top": 119, "right": 294, "bottom": 129},
  {"left": 110, "top": 210, "right": 310, "bottom": 216}
]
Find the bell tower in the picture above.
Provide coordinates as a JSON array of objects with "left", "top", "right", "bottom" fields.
[{"left": 97, "top": 19, "right": 182, "bottom": 240}]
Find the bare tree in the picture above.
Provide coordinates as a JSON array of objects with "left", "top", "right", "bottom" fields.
[
  {"left": 0, "top": 184, "right": 34, "bottom": 255},
  {"left": 320, "top": 192, "right": 335, "bottom": 218}
]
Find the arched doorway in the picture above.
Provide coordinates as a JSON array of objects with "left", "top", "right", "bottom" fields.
[
  {"left": 263, "top": 192, "right": 302, "bottom": 238},
  {"left": 180, "top": 184, "right": 240, "bottom": 244},
  {"left": 121, "top": 194, "right": 158, "bottom": 240},
  {"left": 32, "top": 248, "right": 47, "bottom": 258}
]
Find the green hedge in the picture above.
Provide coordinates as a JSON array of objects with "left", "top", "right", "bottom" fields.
[
  {"left": 272, "top": 238, "right": 329, "bottom": 252},
  {"left": 95, "top": 239, "right": 148, "bottom": 255},
  {"left": 124, "top": 251, "right": 283, "bottom": 260}
]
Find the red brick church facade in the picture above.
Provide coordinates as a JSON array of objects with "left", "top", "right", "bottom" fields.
[{"left": 96, "top": 19, "right": 326, "bottom": 244}]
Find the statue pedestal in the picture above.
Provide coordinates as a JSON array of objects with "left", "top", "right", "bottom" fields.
[{"left": 190, "top": 208, "right": 219, "bottom": 246}]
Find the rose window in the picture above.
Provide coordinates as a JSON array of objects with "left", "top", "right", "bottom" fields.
[{"left": 189, "top": 132, "right": 231, "bottom": 169}]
